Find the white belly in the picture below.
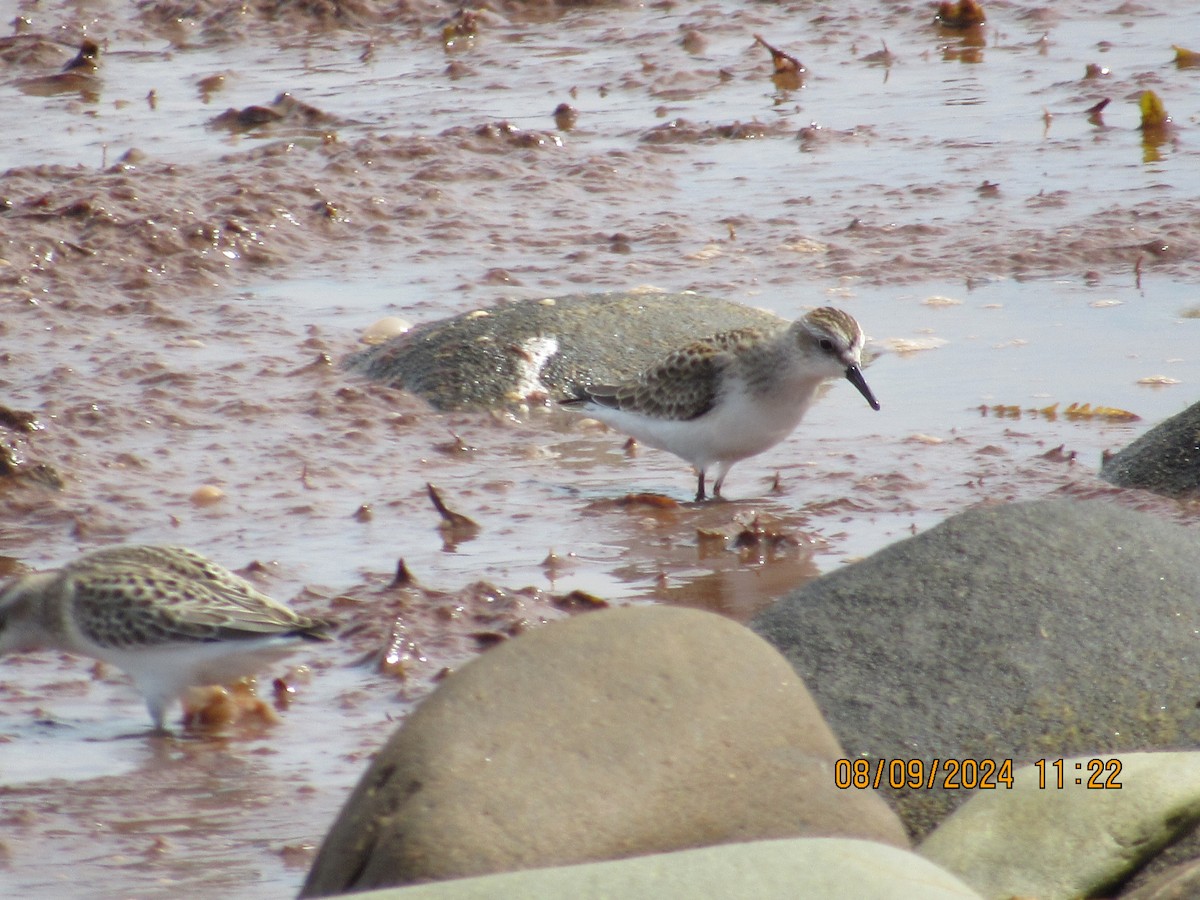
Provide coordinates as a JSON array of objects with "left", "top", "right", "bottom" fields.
[{"left": 590, "top": 382, "right": 816, "bottom": 471}]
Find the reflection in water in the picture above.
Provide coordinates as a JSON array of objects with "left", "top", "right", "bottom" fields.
[
  {"left": 17, "top": 70, "right": 100, "bottom": 102},
  {"left": 16, "top": 38, "right": 101, "bottom": 102}
]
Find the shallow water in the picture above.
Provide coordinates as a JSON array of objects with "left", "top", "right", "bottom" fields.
[{"left": 2, "top": 0, "right": 1200, "bottom": 896}]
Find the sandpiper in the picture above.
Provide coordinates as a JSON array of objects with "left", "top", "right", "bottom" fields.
[
  {"left": 561, "top": 307, "right": 880, "bottom": 501},
  {"left": 0, "top": 544, "right": 333, "bottom": 732}
]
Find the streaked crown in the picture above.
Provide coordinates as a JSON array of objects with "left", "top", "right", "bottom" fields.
[{"left": 798, "top": 307, "right": 865, "bottom": 356}]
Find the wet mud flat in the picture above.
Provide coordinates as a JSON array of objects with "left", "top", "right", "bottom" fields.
[{"left": 2, "top": 0, "right": 1200, "bottom": 896}]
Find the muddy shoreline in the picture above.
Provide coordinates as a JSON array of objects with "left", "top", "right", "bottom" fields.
[{"left": 2, "top": 1, "right": 1199, "bottom": 896}]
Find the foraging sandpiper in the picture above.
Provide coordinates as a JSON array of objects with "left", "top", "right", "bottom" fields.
[
  {"left": 562, "top": 307, "right": 880, "bottom": 501},
  {"left": 0, "top": 544, "right": 332, "bottom": 732}
]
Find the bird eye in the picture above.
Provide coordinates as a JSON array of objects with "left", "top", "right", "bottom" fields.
[{"left": 818, "top": 338, "right": 835, "bottom": 352}]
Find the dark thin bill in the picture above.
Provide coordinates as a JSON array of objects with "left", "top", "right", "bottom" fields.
[{"left": 844, "top": 365, "right": 880, "bottom": 411}]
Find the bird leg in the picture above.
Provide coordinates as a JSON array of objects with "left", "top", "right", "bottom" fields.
[
  {"left": 712, "top": 467, "right": 729, "bottom": 500},
  {"left": 695, "top": 469, "right": 708, "bottom": 502}
]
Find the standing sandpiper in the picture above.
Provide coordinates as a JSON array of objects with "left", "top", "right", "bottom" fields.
[
  {"left": 561, "top": 307, "right": 880, "bottom": 501},
  {"left": 0, "top": 545, "right": 333, "bottom": 732}
]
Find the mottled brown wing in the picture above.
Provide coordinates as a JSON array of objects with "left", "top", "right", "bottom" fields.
[
  {"left": 572, "top": 328, "right": 764, "bottom": 421},
  {"left": 68, "top": 563, "right": 328, "bottom": 647},
  {"left": 68, "top": 567, "right": 221, "bottom": 646}
]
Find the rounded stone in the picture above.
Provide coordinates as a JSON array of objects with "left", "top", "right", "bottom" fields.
[
  {"left": 335, "top": 838, "right": 983, "bottom": 900},
  {"left": 921, "top": 753, "right": 1200, "bottom": 900},
  {"left": 751, "top": 499, "right": 1200, "bottom": 838},
  {"left": 301, "top": 605, "right": 908, "bottom": 896},
  {"left": 1100, "top": 399, "right": 1200, "bottom": 497},
  {"left": 344, "top": 291, "right": 786, "bottom": 410}
]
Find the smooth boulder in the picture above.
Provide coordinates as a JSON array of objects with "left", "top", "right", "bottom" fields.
[
  {"left": 1100, "top": 399, "right": 1200, "bottom": 497},
  {"left": 301, "top": 605, "right": 907, "bottom": 896},
  {"left": 752, "top": 499, "right": 1200, "bottom": 838},
  {"left": 345, "top": 291, "right": 785, "bottom": 410},
  {"left": 921, "top": 753, "right": 1200, "bottom": 900},
  {"left": 340, "top": 838, "right": 983, "bottom": 900}
]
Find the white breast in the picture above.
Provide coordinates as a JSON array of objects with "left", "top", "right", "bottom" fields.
[{"left": 584, "top": 376, "right": 821, "bottom": 471}]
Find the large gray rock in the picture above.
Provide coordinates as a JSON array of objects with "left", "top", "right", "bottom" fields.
[
  {"left": 345, "top": 291, "right": 785, "bottom": 410},
  {"left": 343, "top": 838, "right": 984, "bottom": 900},
  {"left": 751, "top": 499, "right": 1200, "bottom": 838},
  {"left": 1100, "top": 400, "right": 1200, "bottom": 497},
  {"left": 301, "top": 605, "right": 908, "bottom": 897},
  {"left": 921, "top": 753, "right": 1200, "bottom": 900}
]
